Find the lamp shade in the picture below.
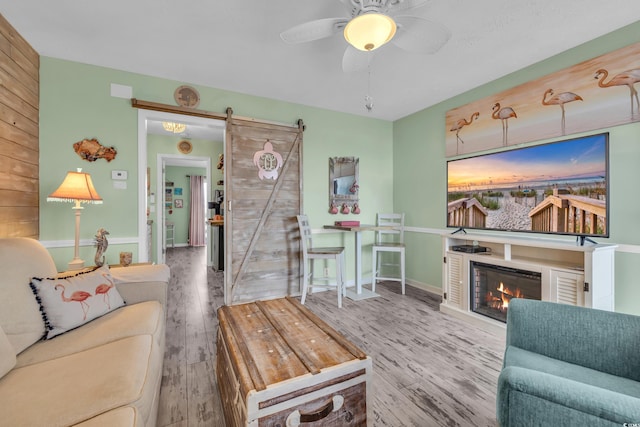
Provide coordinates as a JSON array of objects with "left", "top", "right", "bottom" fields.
[
  {"left": 344, "top": 13, "right": 397, "bottom": 52},
  {"left": 47, "top": 169, "right": 103, "bottom": 204}
]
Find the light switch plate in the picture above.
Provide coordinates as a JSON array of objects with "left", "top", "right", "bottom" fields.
[
  {"left": 113, "top": 181, "right": 127, "bottom": 190},
  {"left": 112, "top": 170, "right": 128, "bottom": 180}
]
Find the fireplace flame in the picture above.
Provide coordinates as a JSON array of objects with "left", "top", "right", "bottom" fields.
[
  {"left": 498, "top": 282, "right": 523, "bottom": 308},
  {"left": 485, "top": 282, "right": 524, "bottom": 311}
]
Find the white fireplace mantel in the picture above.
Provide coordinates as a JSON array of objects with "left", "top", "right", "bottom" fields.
[{"left": 440, "top": 232, "right": 617, "bottom": 332}]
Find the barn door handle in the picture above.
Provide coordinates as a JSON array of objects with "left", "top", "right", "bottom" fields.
[
  {"left": 227, "top": 200, "right": 232, "bottom": 212},
  {"left": 286, "top": 395, "right": 344, "bottom": 426}
]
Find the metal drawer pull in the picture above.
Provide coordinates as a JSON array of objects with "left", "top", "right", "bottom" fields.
[{"left": 286, "top": 395, "right": 344, "bottom": 426}]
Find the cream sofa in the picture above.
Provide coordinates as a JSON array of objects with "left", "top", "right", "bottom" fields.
[{"left": 0, "top": 238, "right": 169, "bottom": 427}]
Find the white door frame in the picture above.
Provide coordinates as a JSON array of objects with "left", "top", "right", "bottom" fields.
[{"left": 157, "top": 154, "right": 211, "bottom": 264}]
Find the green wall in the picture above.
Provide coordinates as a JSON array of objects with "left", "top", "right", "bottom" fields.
[
  {"left": 393, "top": 21, "right": 640, "bottom": 315},
  {"left": 39, "top": 57, "right": 393, "bottom": 277},
  {"left": 38, "top": 21, "right": 640, "bottom": 315}
]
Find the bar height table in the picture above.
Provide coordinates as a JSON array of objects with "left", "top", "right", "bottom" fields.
[{"left": 323, "top": 224, "right": 393, "bottom": 300}]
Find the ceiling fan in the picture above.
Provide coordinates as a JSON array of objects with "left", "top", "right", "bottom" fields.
[{"left": 280, "top": 0, "right": 451, "bottom": 72}]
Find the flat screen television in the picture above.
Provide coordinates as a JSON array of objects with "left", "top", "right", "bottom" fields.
[{"left": 447, "top": 132, "right": 609, "bottom": 243}]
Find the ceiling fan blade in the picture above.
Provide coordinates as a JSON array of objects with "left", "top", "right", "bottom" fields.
[
  {"left": 338, "top": 0, "right": 357, "bottom": 15},
  {"left": 280, "top": 18, "right": 348, "bottom": 44},
  {"left": 391, "top": 16, "right": 451, "bottom": 54},
  {"left": 388, "top": 0, "right": 428, "bottom": 14},
  {"left": 342, "top": 45, "right": 373, "bottom": 73}
]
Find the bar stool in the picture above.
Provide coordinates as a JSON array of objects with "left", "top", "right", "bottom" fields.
[
  {"left": 296, "top": 215, "right": 346, "bottom": 308},
  {"left": 165, "top": 221, "right": 175, "bottom": 248},
  {"left": 371, "top": 213, "right": 405, "bottom": 294}
]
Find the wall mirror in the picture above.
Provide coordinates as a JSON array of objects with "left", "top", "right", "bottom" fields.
[{"left": 329, "top": 157, "right": 359, "bottom": 210}]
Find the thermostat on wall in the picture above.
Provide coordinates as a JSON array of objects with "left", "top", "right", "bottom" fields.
[{"left": 112, "top": 170, "right": 128, "bottom": 180}]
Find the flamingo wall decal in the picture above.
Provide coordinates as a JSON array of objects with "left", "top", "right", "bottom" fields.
[
  {"left": 95, "top": 273, "right": 115, "bottom": 309},
  {"left": 55, "top": 284, "right": 92, "bottom": 321},
  {"left": 492, "top": 103, "right": 517, "bottom": 146},
  {"left": 541, "top": 89, "right": 583, "bottom": 135},
  {"left": 594, "top": 68, "right": 640, "bottom": 115},
  {"left": 450, "top": 112, "right": 479, "bottom": 154}
]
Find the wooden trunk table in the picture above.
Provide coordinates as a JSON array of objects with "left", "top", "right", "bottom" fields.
[{"left": 216, "top": 296, "right": 372, "bottom": 426}]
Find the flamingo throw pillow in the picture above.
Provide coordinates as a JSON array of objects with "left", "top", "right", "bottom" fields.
[{"left": 30, "top": 265, "right": 125, "bottom": 339}]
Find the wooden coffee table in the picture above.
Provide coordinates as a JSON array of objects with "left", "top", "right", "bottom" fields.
[{"left": 216, "top": 297, "right": 372, "bottom": 426}]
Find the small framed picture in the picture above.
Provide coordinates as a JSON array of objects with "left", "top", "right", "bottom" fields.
[
  {"left": 174, "top": 187, "right": 183, "bottom": 196},
  {"left": 175, "top": 199, "right": 183, "bottom": 208}
]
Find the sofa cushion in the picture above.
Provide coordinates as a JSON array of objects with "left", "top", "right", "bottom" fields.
[
  {"left": 16, "top": 300, "right": 164, "bottom": 368},
  {"left": 497, "top": 365, "right": 640, "bottom": 425},
  {"left": 0, "top": 238, "right": 56, "bottom": 353},
  {"left": 110, "top": 264, "right": 170, "bottom": 284},
  {"left": 0, "top": 326, "right": 16, "bottom": 379},
  {"left": 504, "top": 346, "right": 640, "bottom": 398},
  {"left": 30, "top": 265, "right": 125, "bottom": 339},
  {"left": 0, "top": 335, "right": 161, "bottom": 427},
  {"left": 72, "top": 407, "right": 141, "bottom": 427}
]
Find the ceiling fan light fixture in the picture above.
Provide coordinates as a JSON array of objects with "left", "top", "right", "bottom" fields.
[
  {"left": 162, "top": 121, "right": 187, "bottom": 134},
  {"left": 344, "top": 13, "right": 396, "bottom": 52}
]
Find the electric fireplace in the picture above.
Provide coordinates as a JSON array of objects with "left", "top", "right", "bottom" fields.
[{"left": 470, "top": 261, "right": 541, "bottom": 322}]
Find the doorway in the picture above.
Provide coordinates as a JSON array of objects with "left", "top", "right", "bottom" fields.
[
  {"left": 137, "top": 109, "right": 225, "bottom": 265},
  {"left": 157, "top": 155, "right": 211, "bottom": 264}
]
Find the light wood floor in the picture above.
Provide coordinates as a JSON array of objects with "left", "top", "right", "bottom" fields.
[{"left": 158, "top": 246, "right": 506, "bottom": 427}]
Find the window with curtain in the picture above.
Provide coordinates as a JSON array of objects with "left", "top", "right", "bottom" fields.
[{"left": 189, "top": 175, "right": 206, "bottom": 246}]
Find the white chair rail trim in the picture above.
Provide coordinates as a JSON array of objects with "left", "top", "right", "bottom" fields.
[{"left": 40, "top": 237, "right": 139, "bottom": 248}]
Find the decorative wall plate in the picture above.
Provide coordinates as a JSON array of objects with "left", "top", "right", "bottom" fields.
[
  {"left": 252, "top": 141, "right": 283, "bottom": 180},
  {"left": 177, "top": 140, "right": 193, "bottom": 154},
  {"left": 174, "top": 85, "right": 200, "bottom": 108}
]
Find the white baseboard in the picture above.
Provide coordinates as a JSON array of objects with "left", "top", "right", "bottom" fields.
[{"left": 406, "top": 279, "right": 442, "bottom": 296}]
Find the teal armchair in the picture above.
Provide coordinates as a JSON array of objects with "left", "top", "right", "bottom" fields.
[{"left": 497, "top": 298, "right": 640, "bottom": 426}]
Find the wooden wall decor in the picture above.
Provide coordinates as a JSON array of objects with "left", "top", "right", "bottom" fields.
[
  {"left": 73, "top": 138, "right": 117, "bottom": 162},
  {"left": 445, "top": 41, "right": 640, "bottom": 157},
  {"left": 252, "top": 140, "right": 283, "bottom": 180},
  {"left": 0, "top": 14, "right": 40, "bottom": 238}
]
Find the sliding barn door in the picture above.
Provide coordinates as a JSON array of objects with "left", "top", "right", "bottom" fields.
[{"left": 224, "top": 117, "right": 303, "bottom": 305}]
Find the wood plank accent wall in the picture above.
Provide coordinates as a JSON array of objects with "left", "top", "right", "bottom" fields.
[{"left": 0, "top": 15, "right": 39, "bottom": 238}]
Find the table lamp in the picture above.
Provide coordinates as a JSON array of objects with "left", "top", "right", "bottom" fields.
[{"left": 47, "top": 168, "right": 103, "bottom": 270}]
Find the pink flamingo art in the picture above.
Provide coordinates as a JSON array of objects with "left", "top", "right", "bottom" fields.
[
  {"left": 542, "top": 89, "right": 583, "bottom": 135},
  {"left": 95, "top": 273, "right": 116, "bottom": 309},
  {"left": 55, "top": 284, "right": 92, "bottom": 321},
  {"left": 594, "top": 68, "right": 640, "bottom": 115},
  {"left": 450, "top": 112, "right": 479, "bottom": 154},
  {"left": 492, "top": 103, "right": 517, "bottom": 146}
]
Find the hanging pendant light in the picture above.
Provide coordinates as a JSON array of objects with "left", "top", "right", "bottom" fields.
[
  {"left": 344, "top": 13, "right": 397, "bottom": 52},
  {"left": 162, "top": 121, "right": 187, "bottom": 133}
]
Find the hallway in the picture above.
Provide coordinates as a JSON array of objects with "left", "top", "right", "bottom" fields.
[{"left": 158, "top": 246, "right": 225, "bottom": 427}]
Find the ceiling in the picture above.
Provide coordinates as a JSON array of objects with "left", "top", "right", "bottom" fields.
[
  {"left": 2, "top": 1, "right": 640, "bottom": 121},
  {"left": 147, "top": 116, "right": 225, "bottom": 141}
]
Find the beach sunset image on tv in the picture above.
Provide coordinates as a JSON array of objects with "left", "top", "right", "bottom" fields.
[{"left": 447, "top": 133, "right": 608, "bottom": 237}]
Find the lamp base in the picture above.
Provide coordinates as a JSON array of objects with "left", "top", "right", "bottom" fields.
[{"left": 67, "top": 258, "right": 85, "bottom": 271}]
